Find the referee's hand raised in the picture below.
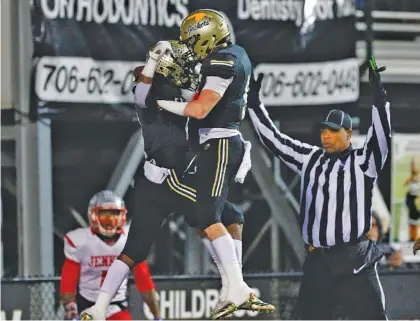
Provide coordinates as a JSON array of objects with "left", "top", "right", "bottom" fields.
[
  {"left": 249, "top": 73, "right": 264, "bottom": 107},
  {"left": 368, "top": 56, "right": 387, "bottom": 106}
]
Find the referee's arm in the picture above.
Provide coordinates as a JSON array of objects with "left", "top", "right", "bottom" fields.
[
  {"left": 357, "top": 59, "right": 392, "bottom": 178},
  {"left": 248, "top": 100, "right": 319, "bottom": 174}
]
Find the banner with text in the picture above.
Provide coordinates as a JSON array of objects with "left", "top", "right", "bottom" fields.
[
  {"left": 2, "top": 273, "right": 420, "bottom": 320},
  {"left": 31, "top": 0, "right": 358, "bottom": 116}
]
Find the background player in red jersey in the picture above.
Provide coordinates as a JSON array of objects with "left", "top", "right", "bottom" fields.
[{"left": 60, "top": 190, "right": 161, "bottom": 320}]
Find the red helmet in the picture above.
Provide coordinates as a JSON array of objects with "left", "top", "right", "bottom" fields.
[{"left": 88, "top": 190, "right": 127, "bottom": 237}]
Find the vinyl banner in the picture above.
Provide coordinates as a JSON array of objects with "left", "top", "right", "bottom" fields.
[
  {"left": 2, "top": 273, "right": 420, "bottom": 320},
  {"left": 254, "top": 58, "right": 359, "bottom": 106},
  {"left": 129, "top": 277, "right": 300, "bottom": 320},
  {"left": 0, "top": 283, "right": 31, "bottom": 320},
  {"left": 30, "top": 0, "right": 358, "bottom": 115},
  {"left": 34, "top": 56, "right": 142, "bottom": 104}
]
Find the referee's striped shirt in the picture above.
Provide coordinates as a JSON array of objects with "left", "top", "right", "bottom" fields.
[{"left": 248, "top": 101, "right": 391, "bottom": 247}]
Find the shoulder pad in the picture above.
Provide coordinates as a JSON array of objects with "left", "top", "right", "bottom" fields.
[
  {"left": 64, "top": 228, "right": 90, "bottom": 262},
  {"left": 201, "top": 53, "right": 237, "bottom": 79}
]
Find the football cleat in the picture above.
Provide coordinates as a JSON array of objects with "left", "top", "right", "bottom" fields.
[
  {"left": 237, "top": 293, "right": 275, "bottom": 313},
  {"left": 80, "top": 312, "right": 93, "bottom": 320},
  {"left": 211, "top": 302, "right": 237, "bottom": 320},
  {"left": 80, "top": 306, "right": 105, "bottom": 321}
]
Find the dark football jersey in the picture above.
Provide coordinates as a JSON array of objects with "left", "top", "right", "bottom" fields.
[
  {"left": 136, "top": 74, "right": 190, "bottom": 169},
  {"left": 194, "top": 44, "right": 252, "bottom": 130}
]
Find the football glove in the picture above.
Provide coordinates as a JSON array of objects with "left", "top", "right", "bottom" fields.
[
  {"left": 148, "top": 41, "right": 173, "bottom": 62},
  {"left": 368, "top": 56, "right": 387, "bottom": 106},
  {"left": 248, "top": 72, "right": 264, "bottom": 108},
  {"left": 63, "top": 300, "right": 79, "bottom": 320},
  {"left": 142, "top": 41, "right": 174, "bottom": 78}
]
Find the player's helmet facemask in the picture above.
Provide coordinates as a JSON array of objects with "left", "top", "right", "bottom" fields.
[
  {"left": 88, "top": 190, "right": 127, "bottom": 238},
  {"left": 153, "top": 40, "right": 200, "bottom": 91},
  {"left": 179, "top": 9, "right": 231, "bottom": 62}
]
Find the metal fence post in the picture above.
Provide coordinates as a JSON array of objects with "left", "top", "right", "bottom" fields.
[{"left": 14, "top": 1, "right": 55, "bottom": 318}]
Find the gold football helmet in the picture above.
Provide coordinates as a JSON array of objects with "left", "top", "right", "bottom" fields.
[
  {"left": 154, "top": 40, "right": 199, "bottom": 90},
  {"left": 179, "top": 9, "right": 230, "bottom": 61}
]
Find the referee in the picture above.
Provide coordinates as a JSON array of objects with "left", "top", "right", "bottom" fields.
[{"left": 248, "top": 57, "right": 390, "bottom": 320}]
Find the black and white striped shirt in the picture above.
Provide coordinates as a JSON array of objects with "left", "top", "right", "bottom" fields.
[{"left": 248, "top": 102, "right": 391, "bottom": 247}]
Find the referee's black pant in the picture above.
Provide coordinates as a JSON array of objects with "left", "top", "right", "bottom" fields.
[{"left": 298, "top": 236, "right": 388, "bottom": 320}]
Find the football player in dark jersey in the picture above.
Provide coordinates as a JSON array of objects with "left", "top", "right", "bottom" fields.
[
  {"left": 81, "top": 40, "right": 245, "bottom": 321},
  {"left": 156, "top": 9, "right": 275, "bottom": 320}
]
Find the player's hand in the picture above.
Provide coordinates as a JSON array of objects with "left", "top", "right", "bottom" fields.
[
  {"left": 63, "top": 301, "right": 79, "bottom": 320},
  {"left": 148, "top": 41, "right": 173, "bottom": 62},
  {"left": 248, "top": 73, "right": 264, "bottom": 107},
  {"left": 413, "top": 237, "right": 420, "bottom": 255},
  {"left": 368, "top": 56, "right": 387, "bottom": 106},
  {"left": 387, "top": 250, "right": 403, "bottom": 267}
]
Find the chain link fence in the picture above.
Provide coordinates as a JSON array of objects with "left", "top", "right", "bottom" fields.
[{"left": 29, "top": 282, "right": 60, "bottom": 319}]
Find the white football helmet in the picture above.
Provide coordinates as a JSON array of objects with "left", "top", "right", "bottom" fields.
[{"left": 88, "top": 190, "right": 127, "bottom": 237}]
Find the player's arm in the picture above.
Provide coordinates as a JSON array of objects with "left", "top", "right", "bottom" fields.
[
  {"left": 247, "top": 74, "right": 319, "bottom": 174},
  {"left": 60, "top": 234, "right": 82, "bottom": 320},
  {"left": 357, "top": 57, "right": 391, "bottom": 178},
  {"left": 134, "top": 261, "right": 161, "bottom": 320},
  {"left": 133, "top": 65, "right": 152, "bottom": 107},
  {"left": 133, "top": 41, "right": 173, "bottom": 107},
  {"left": 184, "top": 88, "right": 224, "bottom": 119},
  {"left": 157, "top": 53, "right": 236, "bottom": 119}
]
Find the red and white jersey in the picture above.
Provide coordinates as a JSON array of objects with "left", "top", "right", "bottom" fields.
[{"left": 64, "top": 227, "right": 128, "bottom": 303}]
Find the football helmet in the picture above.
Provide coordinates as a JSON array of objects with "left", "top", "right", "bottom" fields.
[
  {"left": 88, "top": 190, "right": 127, "bottom": 237},
  {"left": 154, "top": 40, "right": 199, "bottom": 91},
  {"left": 179, "top": 9, "right": 230, "bottom": 61}
]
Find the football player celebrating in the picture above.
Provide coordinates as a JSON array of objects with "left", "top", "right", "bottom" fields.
[
  {"left": 60, "top": 190, "right": 160, "bottom": 320},
  {"left": 81, "top": 41, "right": 246, "bottom": 321},
  {"left": 156, "top": 9, "right": 275, "bottom": 319},
  {"left": 133, "top": 41, "right": 247, "bottom": 315}
]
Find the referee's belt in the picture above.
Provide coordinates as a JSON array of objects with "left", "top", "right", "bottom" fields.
[{"left": 305, "top": 235, "right": 368, "bottom": 253}]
